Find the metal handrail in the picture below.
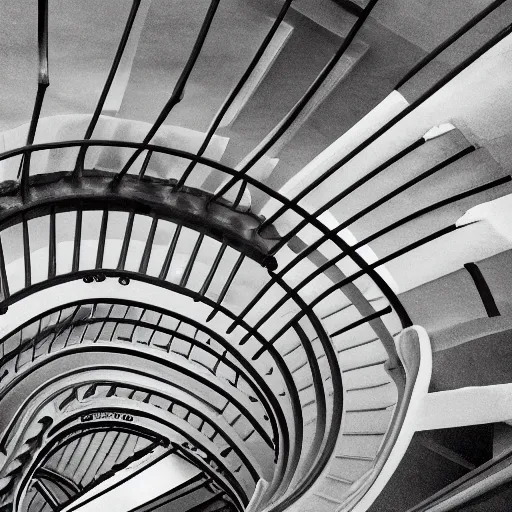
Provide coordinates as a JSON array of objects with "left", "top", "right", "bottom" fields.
[
  {"left": 0, "top": 142, "right": 406, "bottom": 506},
  {"left": 0, "top": 138, "right": 413, "bottom": 332},
  {"left": 4, "top": 0, "right": 508, "bottom": 507}
]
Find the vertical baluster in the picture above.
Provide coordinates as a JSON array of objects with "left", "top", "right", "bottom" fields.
[
  {"left": 138, "top": 151, "right": 153, "bottom": 180},
  {"left": 73, "top": 0, "right": 143, "bottom": 178},
  {"left": 206, "top": 254, "right": 245, "bottom": 322},
  {"left": 48, "top": 208, "right": 56, "bottom": 279},
  {"left": 22, "top": 216, "right": 31, "bottom": 288},
  {"left": 146, "top": 313, "right": 163, "bottom": 346},
  {"left": 196, "top": 242, "right": 226, "bottom": 300},
  {"left": 168, "top": 320, "right": 182, "bottom": 353},
  {"left": 180, "top": 233, "right": 204, "bottom": 288},
  {"left": 94, "top": 305, "right": 115, "bottom": 343},
  {"left": 138, "top": 216, "right": 158, "bottom": 275},
  {"left": 159, "top": 224, "right": 182, "bottom": 280},
  {"left": 72, "top": 210, "right": 83, "bottom": 273},
  {"left": 47, "top": 310, "right": 64, "bottom": 354},
  {"left": 112, "top": 0, "right": 221, "bottom": 185},
  {"left": 95, "top": 210, "right": 109, "bottom": 269},
  {"left": 117, "top": 211, "right": 135, "bottom": 270},
  {"left": 0, "top": 235, "right": 10, "bottom": 304}
]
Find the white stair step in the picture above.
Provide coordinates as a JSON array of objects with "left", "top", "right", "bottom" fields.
[
  {"left": 344, "top": 385, "right": 396, "bottom": 411},
  {"left": 315, "top": 477, "right": 353, "bottom": 502},
  {"left": 330, "top": 455, "right": 373, "bottom": 482},
  {"left": 343, "top": 408, "right": 395, "bottom": 434},
  {"left": 338, "top": 340, "right": 389, "bottom": 371},
  {"left": 336, "top": 433, "right": 384, "bottom": 459},
  {"left": 342, "top": 364, "right": 392, "bottom": 389},
  {"left": 302, "top": 493, "right": 343, "bottom": 512}
]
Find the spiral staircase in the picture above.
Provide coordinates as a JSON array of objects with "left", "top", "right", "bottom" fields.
[{"left": 1, "top": 0, "right": 512, "bottom": 511}]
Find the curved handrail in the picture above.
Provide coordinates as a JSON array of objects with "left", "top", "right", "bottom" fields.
[
  {"left": 337, "top": 326, "right": 432, "bottom": 511},
  {"left": 0, "top": 199, "right": 351, "bottom": 499},
  {"left": 16, "top": 405, "right": 247, "bottom": 511},
  {"left": 0, "top": 160, "right": 415, "bottom": 509},
  {"left": 0, "top": 138, "right": 411, "bottom": 330},
  {"left": 0, "top": 285, "right": 304, "bottom": 498},
  {"left": 0, "top": 298, "right": 280, "bottom": 450},
  {"left": 1, "top": 366, "right": 262, "bottom": 487}
]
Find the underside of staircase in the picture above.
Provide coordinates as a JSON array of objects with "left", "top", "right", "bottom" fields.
[{"left": 1, "top": 1, "right": 512, "bottom": 511}]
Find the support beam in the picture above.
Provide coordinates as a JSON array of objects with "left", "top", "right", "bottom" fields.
[
  {"left": 238, "top": 38, "right": 368, "bottom": 166},
  {"left": 101, "top": 0, "right": 153, "bottom": 117},
  {"left": 416, "top": 383, "right": 512, "bottom": 431},
  {"left": 60, "top": 449, "right": 202, "bottom": 512},
  {"left": 219, "top": 22, "right": 293, "bottom": 128}
]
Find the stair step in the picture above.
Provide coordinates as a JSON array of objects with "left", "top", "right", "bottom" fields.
[
  {"left": 329, "top": 456, "right": 374, "bottom": 482},
  {"left": 342, "top": 363, "right": 392, "bottom": 389},
  {"left": 315, "top": 479, "right": 353, "bottom": 502},
  {"left": 301, "top": 493, "right": 343, "bottom": 512},
  {"left": 343, "top": 408, "right": 395, "bottom": 433},
  {"left": 338, "top": 342, "right": 389, "bottom": 372},
  {"left": 344, "top": 384, "right": 397, "bottom": 410},
  {"left": 336, "top": 435, "right": 383, "bottom": 458}
]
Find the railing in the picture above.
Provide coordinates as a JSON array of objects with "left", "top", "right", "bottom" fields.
[
  {"left": 7, "top": 380, "right": 245, "bottom": 511},
  {"left": 1, "top": 0, "right": 511, "bottom": 510},
  {"left": 0, "top": 192, "right": 345, "bottom": 506}
]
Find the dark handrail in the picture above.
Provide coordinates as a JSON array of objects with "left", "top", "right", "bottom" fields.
[
  {"left": 0, "top": 292, "right": 296, "bottom": 482},
  {"left": 0, "top": 305, "right": 281, "bottom": 450},
  {"left": 265, "top": 138, "right": 427, "bottom": 256},
  {"left": 2, "top": 365, "right": 256, "bottom": 505},
  {"left": 395, "top": 0, "right": 508, "bottom": 89},
  {"left": 230, "top": 174, "right": 509, "bottom": 338},
  {"left": 52, "top": 407, "right": 249, "bottom": 507},
  {"left": 263, "top": 225, "right": 457, "bottom": 347},
  {"left": 35, "top": 467, "right": 81, "bottom": 497},
  {"left": 14, "top": 414, "right": 244, "bottom": 512},
  {"left": 265, "top": 144, "right": 474, "bottom": 269},
  {"left": 73, "top": 0, "right": 142, "bottom": 178},
  {"left": 0, "top": 341, "right": 273, "bottom": 454},
  {"left": 0, "top": 139, "right": 412, "bottom": 329},
  {"left": 267, "top": 275, "right": 343, "bottom": 503},
  {"left": 112, "top": 0, "right": 221, "bottom": 185},
  {"left": 0, "top": 141, "right": 424, "bottom": 506},
  {"left": 33, "top": 476, "right": 59, "bottom": 510},
  {"left": 0, "top": 270, "right": 302, "bottom": 494},
  {"left": 228, "top": 142, "right": 475, "bottom": 337},
  {"left": 209, "top": 0, "right": 381, "bottom": 208},
  {"left": 51, "top": 376, "right": 259, "bottom": 484},
  {"left": 172, "top": 443, "right": 244, "bottom": 512}
]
